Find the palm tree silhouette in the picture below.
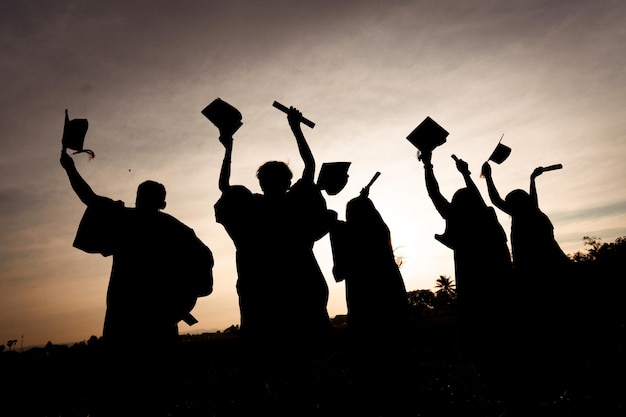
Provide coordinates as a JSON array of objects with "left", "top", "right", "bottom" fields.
[
  {"left": 435, "top": 275, "right": 456, "bottom": 298},
  {"left": 6, "top": 339, "right": 17, "bottom": 351},
  {"left": 434, "top": 275, "right": 457, "bottom": 313}
]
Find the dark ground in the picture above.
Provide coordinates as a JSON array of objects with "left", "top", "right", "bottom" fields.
[{"left": 1, "top": 316, "right": 623, "bottom": 417}]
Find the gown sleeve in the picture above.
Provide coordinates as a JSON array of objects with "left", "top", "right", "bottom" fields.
[{"left": 73, "top": 196, "right": 125, "bottom": 256}]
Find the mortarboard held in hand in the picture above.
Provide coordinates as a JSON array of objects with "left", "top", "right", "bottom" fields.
[
  {"left": 406, "top": 116, "right": 449, "bottom": 160},
  {"left": 202, "top": 98, "right": 243, "bottom": 135},
  {"left": 317, "top": 162, "right": 351, "bottom": 195},
  {"left": 488, "top": 135, "right": 511, "bottom": 164},
  {"left": 62, "top": 109, "right": 94, "bottom": 159},
  {"left": 481, "top": 134, "right": 511, "bottom": 177}
]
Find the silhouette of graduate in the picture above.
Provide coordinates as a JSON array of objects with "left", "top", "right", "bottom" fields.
[
  {"left": 60, "top": 110, "right": 214, "bottom": 416},
  {"left": 482, "top": 161, "right": 569, "bottom": 276},
  {"left": 213, "top": 102, "right": 331, "bottom": 416},
  {"left": 329, "top": 172, "right": 409, "bottom": 334},
  {"left": 419, "top": 147, "right": 515, "bottom": 404},
  {"left": 482, "top": 159, "right": 575, "bottom": 407},
  {"left": 326, "top": 171, "right": 413, "bottom": 416}
]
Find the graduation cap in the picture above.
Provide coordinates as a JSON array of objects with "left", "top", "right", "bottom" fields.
[
  {"left": 480, "top": 135, "right": 511, "bottom": 177},
  {"left": 62, "top": 109, "right": 94, "bottom": 159},
  {"left": 201, "top": 98, "right": 243, "bottom": 135},
  {"left": 487, "top": 134, "right": 511, "bottom": 164},
  {"left": 406, "top": 116, "right": 448, "bottom": 158},
  {"left": 317, "top": 162, "right": 351, "bottom": 195}
]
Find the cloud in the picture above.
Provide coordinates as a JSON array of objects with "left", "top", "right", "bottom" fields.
[{"left": 552, "top": 200, "right": 626, "bottom": 224}]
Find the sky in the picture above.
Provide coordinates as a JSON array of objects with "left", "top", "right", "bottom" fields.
[{"left": 1, "top": 0, "right": 625, "bottom": 348}]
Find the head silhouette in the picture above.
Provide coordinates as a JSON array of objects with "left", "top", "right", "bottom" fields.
[
  {"left": 257, "top": 161, "right": 292, "bottom": 197},
  {"left": 450, "top": 188, "right": 483, "bottom": 214},
  {"left": 505, "top": 189, "right": 532, "bottom": 214},
  {"left": 346, "top": 196, "right": 381, "bottom": 226},
  {"left": 135, "top": 180, "right": 166, "bottom": 211}
]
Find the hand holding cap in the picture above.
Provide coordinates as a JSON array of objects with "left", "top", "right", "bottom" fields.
[
  {"left": 60, "top": 149, "right": 75, "bottom": 170},
  {"left": 481, "top": 161, "right": 492, "bottom": 178},
  {"left": 202, "top": 98, "right": 243, "bottom": 135},
  {"left": 62, "top": 109, "right": 94, "bottom": 159},
  {"left": 406, "top": 116, "right": 448, "bottom": 158},
  {"left": 420, "top": 150, "right": 433, "bottom": 166}
]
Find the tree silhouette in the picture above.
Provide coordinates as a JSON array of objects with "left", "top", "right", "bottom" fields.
[
  {"left": 571, "top": 235, "right": 626, "bottom": 263},
  {"left": 570, "top": 235, "right": 625, "bottom": 347},
  {"left": 406, "top": 275, "right": 459, "bottom": 318},
  {"left": 87, "top": 335, "right": 99, "bottom": 347},
  {"left": 433, "top": 275, "right": 457, "bottom": 314},
  {"left": 407, "top": 289, "right": 436, "bottom": 317},
  {"left": 435, "top": 275, "right": 456, "bottom": 298},
  {"left": 569, "top": 235, "right": 625, "bottom": 326}
]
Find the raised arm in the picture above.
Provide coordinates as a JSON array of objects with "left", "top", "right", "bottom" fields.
[
  {"left": 453, "top": 155, "right": 486, "bottom": 207},
  {"left": 481, "top": 161, "right": 512, "bottom": 215},
  {"left": 421, "top": 151, "right": 450, "bottom": 218},
  {"left": 60, "top": 150, "right": 99, "bottom": 206},
  {"left": 218, "top": 127, "right": 235, "bottom": 192},
  {"left": 287, "top": 107, "right": 315, "bottom": 183},
  {"left": 529, "top": 167, "right": 543, "bottom": 209}
]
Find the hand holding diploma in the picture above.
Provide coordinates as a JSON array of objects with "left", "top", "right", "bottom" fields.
[
  {"left": 532, "top": 164, "right": 563, "bottom": 179},
  {"left": 273, "top": 101, "right": 315, "bottom": 128}
]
